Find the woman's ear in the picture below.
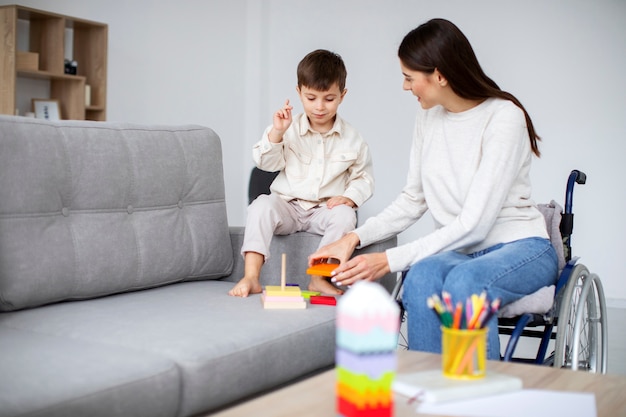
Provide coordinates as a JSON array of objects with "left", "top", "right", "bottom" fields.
[{"left": 434, "top": 69, "right": 448, "bottom": 88}]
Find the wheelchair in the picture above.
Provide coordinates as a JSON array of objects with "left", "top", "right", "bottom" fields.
[{"left": 391, "top": 170, "right": 608, "bottom": 373}]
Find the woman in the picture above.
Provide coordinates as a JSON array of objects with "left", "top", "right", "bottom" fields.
[{"left": 308, "top": 18, "right": 557, "bottom": 359}]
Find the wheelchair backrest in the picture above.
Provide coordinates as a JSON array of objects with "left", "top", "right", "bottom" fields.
[{"left": 537, "top": 201, "right": 566, "bottom": 272}]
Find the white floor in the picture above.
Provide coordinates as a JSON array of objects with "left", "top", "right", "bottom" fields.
[
  {"left": 606, "top": 306, "right": 626, "bottom": 375},
  {"left": 399, "top": 306, "right": 626, "bottom": 376}
]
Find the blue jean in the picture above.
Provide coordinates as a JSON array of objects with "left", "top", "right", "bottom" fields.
[{"left": 401, "top": 237, "right": 558, "bottom": 359}]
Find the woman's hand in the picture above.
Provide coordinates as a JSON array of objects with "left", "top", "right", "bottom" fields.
[
  {"left": 309, "top": 233, "right": 391, "bottom": 286},
  {"left": 330, "top": 252, "right": 391, "bottom": 287},
  {"left": 309, "top": 232, "right": 360, "bottom": 267}
]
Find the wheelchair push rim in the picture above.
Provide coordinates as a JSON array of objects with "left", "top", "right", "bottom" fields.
[{"left": 554, "top": 264, "right": 608, "bottom": 373}]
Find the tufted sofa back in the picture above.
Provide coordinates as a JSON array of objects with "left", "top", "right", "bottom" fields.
[{"left": 0, "top": 116, "right": 233, "bottom": 311}]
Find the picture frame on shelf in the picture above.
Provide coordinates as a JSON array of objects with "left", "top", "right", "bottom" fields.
[{"left": 32, "top": 99, "right": 61, "bottom": 120}]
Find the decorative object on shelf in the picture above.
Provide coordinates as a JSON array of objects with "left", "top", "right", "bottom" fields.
[
  {"left": 16, "top": 51, "right": 39, "bottom": 71},
  {"left": 85, "top": 85, "right": 91, "bottom": 107},
  {"left": 32, "top": 99, "right": 61, "bottom": 120},
  {"left": 64, "top": 59, "right": 78, "bottom": 75}
]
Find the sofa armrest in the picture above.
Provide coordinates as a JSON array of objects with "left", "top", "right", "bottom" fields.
[{"left": 225, "top": 227, "right": 398, "bottom": 294}]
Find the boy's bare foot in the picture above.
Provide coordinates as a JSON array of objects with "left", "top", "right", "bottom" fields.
[
  {"left": 308, "top": 275, "right": 343, "bottom": 296},
  {"left": 228, "top": 276, "right": 263, "bottom": 297}
]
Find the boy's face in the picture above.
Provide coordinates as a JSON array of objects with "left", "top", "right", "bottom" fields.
[{"left": 296, "top": 83, "right": 346, "bottom": 133}]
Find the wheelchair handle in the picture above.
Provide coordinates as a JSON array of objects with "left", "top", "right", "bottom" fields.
[
  {"left": 561, "top": 170, "right": 586, "bottom": 261},
  {"left": 564, "top": 169, "right": 586, "bottom": 215}
]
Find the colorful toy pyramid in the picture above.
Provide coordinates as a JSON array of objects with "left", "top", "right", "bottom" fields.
[
  {"left": 261, "top": 254, "right": 306, "bottom": 309},
  {"left": 336, "top": 281, "right": 399, "bottom": 417}
]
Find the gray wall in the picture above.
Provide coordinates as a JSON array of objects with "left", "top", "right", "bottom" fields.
[{"left": 4, "top": 0, "right": 626, "bottom": 303}]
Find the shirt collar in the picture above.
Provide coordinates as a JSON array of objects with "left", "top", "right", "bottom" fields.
[{"left": 299, "top": 114, "right": 344, "bottom": 138}]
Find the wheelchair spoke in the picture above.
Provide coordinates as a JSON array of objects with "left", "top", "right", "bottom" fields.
[{"left": 560, "top": 270, "right": 603, "bottom": 372}]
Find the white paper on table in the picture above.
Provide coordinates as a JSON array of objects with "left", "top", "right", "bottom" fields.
[{"left": 416, "top": 389, "right": 596, "bottom": 417}]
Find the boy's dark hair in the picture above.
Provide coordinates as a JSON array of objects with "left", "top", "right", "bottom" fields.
[{"left": 297, "top": 49, "right": 347, "bottom": 91}]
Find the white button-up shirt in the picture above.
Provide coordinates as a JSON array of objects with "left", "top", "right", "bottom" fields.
[{"left": 253, "top": 113, "right": 374, "bottom": 210}]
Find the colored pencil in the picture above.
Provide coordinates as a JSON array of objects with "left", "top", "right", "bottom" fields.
[{"left": 427, "top": 292, "right": 501, "bottom": 330}]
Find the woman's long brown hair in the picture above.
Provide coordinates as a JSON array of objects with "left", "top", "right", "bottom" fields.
[{"left": 398, "top": 18, "right": 541, "bottom": 156}]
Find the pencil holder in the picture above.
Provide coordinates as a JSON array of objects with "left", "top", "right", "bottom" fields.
[{"left": 441, "top": 326, "right": 487, "bottom": 380}]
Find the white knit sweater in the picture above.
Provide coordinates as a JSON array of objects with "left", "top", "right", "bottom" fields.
[{"left": 356, "top": 98, "right": 548, "bottom": 273}]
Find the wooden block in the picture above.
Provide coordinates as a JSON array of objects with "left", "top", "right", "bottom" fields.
[
  {"left": 306, "top": 263, "right": 338, "bottom": 277},
  {"left": 301, "top": 290, "right": 321, "bottom": 299},
  {"left": 262, "top": 296, "right": 307, "bottom": 309},
  {"left": 265, "top": 286, "right": 302, "bottom": 296},
  {"left": 262, "top": 294, "right": 307, "bottom": 302},
  {"left": 310, "top": 295, "right": 337, "bottom": 306},
  {"left": 17, "top": 51, "right": 39, "bottom": 71}
]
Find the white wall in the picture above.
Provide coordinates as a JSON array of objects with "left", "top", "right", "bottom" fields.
[{"left": 4, "top": 0, "right": 626, "bottom": 303}]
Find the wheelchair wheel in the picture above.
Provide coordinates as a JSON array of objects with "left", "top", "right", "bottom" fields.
[{"left": 554, "top": 264, "right": 608, "bottom": 373}]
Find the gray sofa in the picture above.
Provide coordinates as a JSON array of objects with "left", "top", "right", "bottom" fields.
[{"left": 0, "top": 115, "right": 397, "bottom": 417}]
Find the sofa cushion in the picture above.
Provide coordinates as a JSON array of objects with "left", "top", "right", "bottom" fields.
[
  {"left": 0, "top": 280, "right": 338, "bottom": 415},
  {"left": 0, "top": 116, "right": 233, "bottom": 311},
  {"left": 0, "top": 327, "right": 180, "bottom": 417}
]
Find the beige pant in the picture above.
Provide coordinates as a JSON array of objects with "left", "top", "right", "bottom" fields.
[{"left": 241, "top": 193, "right": 357, "bottom": 260}]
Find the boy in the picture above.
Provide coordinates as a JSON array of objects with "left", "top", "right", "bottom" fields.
[{"left": 228, "top": 49, "right": 374, "bottom": 297}]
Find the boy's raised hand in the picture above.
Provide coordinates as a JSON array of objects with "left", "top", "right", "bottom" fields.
[{"left": 269, "top": 99, "right": 293, "bottom": 143}]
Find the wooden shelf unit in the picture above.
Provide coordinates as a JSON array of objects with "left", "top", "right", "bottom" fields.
[{"left": 0, "top": 5, "right": 107, "bottom": 121}]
